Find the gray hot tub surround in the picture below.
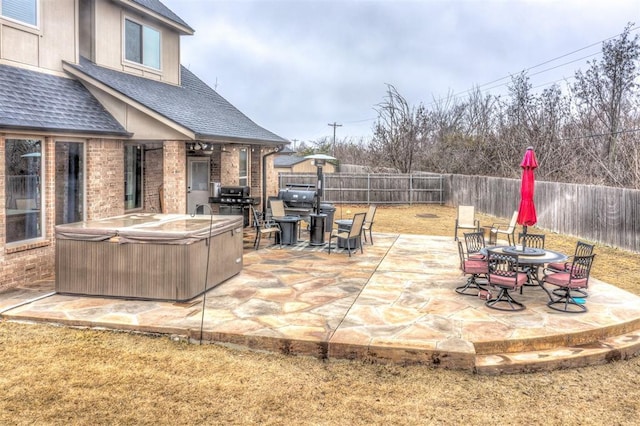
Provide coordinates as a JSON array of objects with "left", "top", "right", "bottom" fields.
[{"left": 55, "top": 213, "right": 244, "bottom": 301}]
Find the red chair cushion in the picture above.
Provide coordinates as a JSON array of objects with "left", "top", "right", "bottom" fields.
[
  {"left": 544, "top": 272, "right": 588, "bottom": 289},
  {"left": 464, "top": 260, "right": 488, "bottom": 274},
  {"left": 489, "top": 272, "right": 528, "bottom": 288},
  {"left": 548, "top": 261, "right": 569, "bottom": 271}
]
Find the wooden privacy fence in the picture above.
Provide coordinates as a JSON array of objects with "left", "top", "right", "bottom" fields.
[
  {"left": 278, "top": 172, "right": 640, "bottom": 252},
  {"left": 446, "top": 174, "right": 640, "bottom": 253},
  {"left": 278, "top": 173, "right": 444, "bottom": 204}
]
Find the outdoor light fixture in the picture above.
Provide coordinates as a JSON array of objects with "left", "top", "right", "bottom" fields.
[
  {"left": 187, "top": 142, "right": 214, "bottom": 154},
  {"left": 305, "top": 153, "right": 336, "bottom": 246}
]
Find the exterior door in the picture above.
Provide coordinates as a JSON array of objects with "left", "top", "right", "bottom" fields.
[{"left": 187, "top": 157, "right": 210, "bottom": 214}]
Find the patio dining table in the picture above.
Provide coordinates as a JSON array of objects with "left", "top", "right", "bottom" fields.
[{"left": 481, "top": 245, "right": 568, "bottom": 300}]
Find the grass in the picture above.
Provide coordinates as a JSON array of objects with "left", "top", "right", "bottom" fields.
[{"left": 1, "top": 204, "right": 639, "bottom": 425}]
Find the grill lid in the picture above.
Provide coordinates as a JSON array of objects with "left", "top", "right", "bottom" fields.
[{"left": 220, "top": 186, "right": 250, "bottom": 197}]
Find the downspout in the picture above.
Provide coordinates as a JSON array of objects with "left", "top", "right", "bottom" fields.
[{"left": 262, "top": 145, "right": 285, "bottom": 217}]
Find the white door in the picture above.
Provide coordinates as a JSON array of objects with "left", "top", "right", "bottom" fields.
[{"left": 187, "top": 157, "right": 210, "bottom": 214}]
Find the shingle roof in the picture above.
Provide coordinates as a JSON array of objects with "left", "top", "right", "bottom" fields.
[
  {"left": 64, "top": 57, "right": 287, "bottom": 145},
  {"left": 0, "top": 65, "right": 130, "bottom": 136},
  {"left": 274, "top": 155, "right": 308, "bottom": 167},
  {"left": 130, "top": 0, "right": 194, "bottom": 33}
]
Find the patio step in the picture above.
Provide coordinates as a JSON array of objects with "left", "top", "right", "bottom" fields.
[{"left": 474, "top": 327, "right": 640, "bottom": 375}]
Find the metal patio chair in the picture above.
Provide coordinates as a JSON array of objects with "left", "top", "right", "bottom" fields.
[
  {"left": 328, "top": 212, "right": 365, "bottom": 257},
  {"left": 489, "top": 210, "right": 518, "bottom": 246},
  {"left": 485, "top": 249, "right": 528, "bottom": 311},
  {"left": 362, "top": 204, "right": 377, "bottom": 244},
  {"left": 251, "top": 205, "right": 281, "bottom": 250},
  {"left": 517, "top": 232, "right": 546, "bottom": 290},
  {"left": 543, "top": 254, "right": 596, "bottom": 313},
  {"left": 456, "top": 241, "right": 488, "bottom": 296},
  {"left": 547, "top": 240, "right": 595, "bottom": 298},
  {"left": 463, "top": 231, "right": 486, "bottom": 260},
  {"left": 454, "top": 205, "right": 480, "bottom": 241}
]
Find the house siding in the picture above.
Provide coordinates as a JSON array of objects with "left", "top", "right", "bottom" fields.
[{"left": 0, "top": 0, "right": 77, "bottom": 72}]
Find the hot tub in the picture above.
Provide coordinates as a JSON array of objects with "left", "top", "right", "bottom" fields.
[{"left": 55, "top": 213, "right": 243, "bottom": 301}]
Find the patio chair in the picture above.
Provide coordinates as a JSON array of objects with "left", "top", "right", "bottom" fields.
[
  {"left": 456, "top": 241, "right": 488, "bottom": 296},
  {"left": 490, "top": 211, "right": 518, "bottom": 246},
  {"left": 517, "top": 232, "right": 546, "bottom": 290},
  {"left": 547, "top": 240, "right": 595, "bottom": 298},
  {"left": 543, "top": 254, "right": 596, "bottom": 313},
  {"left": 328, "top": 212, "right": 365, "bottom": 257},
  {"left": 270, "top": 199, "right": 287, "bottom": 218},
  {"left": 362, "top": 204, "right": 377, "bottom": 244},
  {"left": 463, "top": 231, "right": 486, "bottom": 260},
  {"left": 251, "top": 205, "right": 281, "bottom": 250},
  {"left": 454, "top": 205, "right": 480, "bottom": 241},
  {"left": 548, "top": 241, "right": 595, "bottom": 272},
  {"left": 485, "top": 249, "right": 528, "bottom": 311}
]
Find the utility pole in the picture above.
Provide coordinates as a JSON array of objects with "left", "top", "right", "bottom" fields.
[{"left": 327, "top": 122, "right": 342, "bottom": 156}]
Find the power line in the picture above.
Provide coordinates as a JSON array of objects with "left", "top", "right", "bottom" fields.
[{"left": 430, "top": 25, "right": 640, "bottom": 106}]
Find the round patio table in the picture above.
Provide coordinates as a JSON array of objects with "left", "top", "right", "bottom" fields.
[{"left": 480, "top": 245, "right": 568, "bottom": 300}]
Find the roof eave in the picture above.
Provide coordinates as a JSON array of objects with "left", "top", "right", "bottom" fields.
[
  {"left": 196, "top": 133, "right": 289, "bottom": 146},
  {"left": 0, "top": 123, "right": 132, "bottom": 138},
  {"left": 117, "top": 0, "right": 195, "bottom": 35}
]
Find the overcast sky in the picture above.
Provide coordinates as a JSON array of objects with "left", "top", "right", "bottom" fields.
[{"left": 162, "top": 0, "right": 639, "bottom": 144}]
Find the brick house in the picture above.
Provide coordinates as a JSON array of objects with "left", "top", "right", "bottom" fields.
[{"left": 0, "top": 0, "right": 288, "bottom": 291}]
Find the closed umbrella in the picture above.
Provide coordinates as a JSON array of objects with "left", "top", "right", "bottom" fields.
[{"left": 517, "top": 146, "right": 538, "bottom": 236}]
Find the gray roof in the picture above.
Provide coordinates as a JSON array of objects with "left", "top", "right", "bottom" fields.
[
  {"left": 0, "top": 64, "right": 130, "bottom": 136},
  {"left": 130, "top": 0, "right": 194, "bottom": 33},
  {"left": 274, "top": 155, "right": 308, "bottom": 167},
  {"left": 65, "top": 57, "right": 287, "bottom": 145}
]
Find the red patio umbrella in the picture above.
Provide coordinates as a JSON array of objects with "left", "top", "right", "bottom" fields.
[{"left": 517, "top": 146, "right": 538, "bottom": 236}]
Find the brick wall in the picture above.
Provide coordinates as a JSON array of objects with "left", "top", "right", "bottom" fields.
[
  {"left": 162, "top": 140, "right": 186, "bottom": 213},
  {"left": 86, "top": 139, "right": 124, "bottom": 219},
  {"left": 144, "top": 142, "right": 163, "bottom": 212}
]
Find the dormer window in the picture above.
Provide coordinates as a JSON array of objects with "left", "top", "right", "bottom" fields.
[
  {"left": 124, "top": 18, "right": 160, "bottom": 70},
  {"left": 1, "top": 0, "right": 38, "bottom": 27}
]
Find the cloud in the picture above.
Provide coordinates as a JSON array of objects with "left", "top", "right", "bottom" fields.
[{"left": 164, "top": 0, "right": 639, "bottom": 142}]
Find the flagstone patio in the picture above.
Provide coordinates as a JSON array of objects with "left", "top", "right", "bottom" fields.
[{"left": 2, "top": 232, "right": 640, "bottom": 374}]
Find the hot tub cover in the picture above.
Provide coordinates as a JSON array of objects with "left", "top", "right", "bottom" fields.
[{"left": 55, "top": 214, "right": 242, "bottom": 244}]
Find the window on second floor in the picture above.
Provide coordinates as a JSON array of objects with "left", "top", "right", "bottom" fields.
[
  {"left": 1, "top": 0, "right": 38, "bottom": 27},
  {"left": 124, "top": 18, "right": 160, "bottom": 70}
]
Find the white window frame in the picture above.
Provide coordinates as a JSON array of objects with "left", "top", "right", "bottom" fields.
[
  {"left": 123, "top": 16, "right": 162, "bottom": 71},
  {"left": 0, "top": 0, "right": 39, "bottom": 28}
]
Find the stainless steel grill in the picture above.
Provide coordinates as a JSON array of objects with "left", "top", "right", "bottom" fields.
[{"left": 209, "top": 186, "right": 260, "bottom": 226}]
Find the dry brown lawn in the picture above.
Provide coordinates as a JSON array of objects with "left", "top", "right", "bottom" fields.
[{"left": 1, "top": 204, "right": 639, "bottom": 425}]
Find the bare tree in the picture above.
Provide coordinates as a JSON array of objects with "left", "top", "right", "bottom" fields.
[
  {"left": 572, "top": 23, "right": 640, "bottom": 170},
  {"left": 371, "top": 84, "right": 427, "bottom": 173}
]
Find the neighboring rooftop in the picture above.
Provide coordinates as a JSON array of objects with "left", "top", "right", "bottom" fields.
[
  {"left": 0, "top": 65, "right": 129, "bottom": 137},
  {"left": 64, "top": 57, "right": 287, "bottom": 145},
  {"left": 274, "top": 155, "right": 310, "bottom": 167}
]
